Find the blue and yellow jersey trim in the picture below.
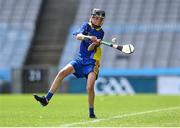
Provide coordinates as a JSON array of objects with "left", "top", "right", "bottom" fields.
[
  {"left": 93, "top": 60, "right": 100, "bottom": 75},
  {"left": 93, "top": 46, "right": 102, "bottom": 61}
]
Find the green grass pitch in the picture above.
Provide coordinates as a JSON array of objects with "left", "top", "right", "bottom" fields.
[{"left": 0, "top": 94, "right": 180, "bottom": 127}]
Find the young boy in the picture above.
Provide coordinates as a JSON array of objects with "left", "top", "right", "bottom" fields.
[{"left": 34, "top": 8, "right": 105, "bottom": 118}]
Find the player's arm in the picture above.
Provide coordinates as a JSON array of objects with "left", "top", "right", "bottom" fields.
[
  {"left": 75, "top": 33, "right": 101, "bottom": 51},
  {"left": 87, "top": 31, "right": 104, "bottom": 51},
  {"left": 87, "top": 39, "right": 101, "bottom": 51},
  {"left": 75, "top": 33, "right": 96, "bottom": 41},
  {"left": 76, "top": 33, "right": 100, "bottom": 49}
]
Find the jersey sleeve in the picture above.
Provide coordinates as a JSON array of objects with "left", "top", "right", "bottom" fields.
[{"left": 73, "top": 22, "right": 88, "bottom": 36}]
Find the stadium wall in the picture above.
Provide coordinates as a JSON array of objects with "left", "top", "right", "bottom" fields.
[
  {"left": 64, "top": 68, "right": 180, "bottom": 95},
  {"left": 0, "top": 69, "right": 11, "bottom": 93},
  {"left": 1, "top": 68, "right": 180, "bottom": 95}
]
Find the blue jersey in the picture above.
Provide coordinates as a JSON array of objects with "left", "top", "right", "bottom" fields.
[
  {"left": 70, "top": 22, "right": 104, "bottom": 79},
  {"left": 73, "top": 22, "right": 104, "bottom": 62}
]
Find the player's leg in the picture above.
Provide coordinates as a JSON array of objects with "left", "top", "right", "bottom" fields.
[
  {"left": 48, "top": 64, "right": 75, "bottom": 93},
  {"left": 86, "top": 72, "right": 97, "bottom": 118},
  {"left": 34, "top": 64, "right": 75, "bottom": 106}
]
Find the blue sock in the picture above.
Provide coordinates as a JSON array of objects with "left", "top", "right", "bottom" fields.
[
  {"left": 45, "top": 91, "right": 53, "bottom": 101},
  {"left": 89, "top": 107, "right": 94, "bottom": 115}
]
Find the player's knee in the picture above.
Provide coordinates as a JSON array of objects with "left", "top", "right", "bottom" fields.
[
  {"left": 86, "top": 85, "right": 94, "bottom": 93},
  {"left": 57, "top": 69, "right": 67, "bottom": 79}
]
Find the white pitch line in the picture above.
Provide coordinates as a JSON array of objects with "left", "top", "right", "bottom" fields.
[{"left": 60, "top": 106, "right": 180, "bottom": 127}]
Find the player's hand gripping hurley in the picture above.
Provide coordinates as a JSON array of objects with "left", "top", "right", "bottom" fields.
[{"left": 88, "top": 37, "right": 135, "bottom": 54}]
